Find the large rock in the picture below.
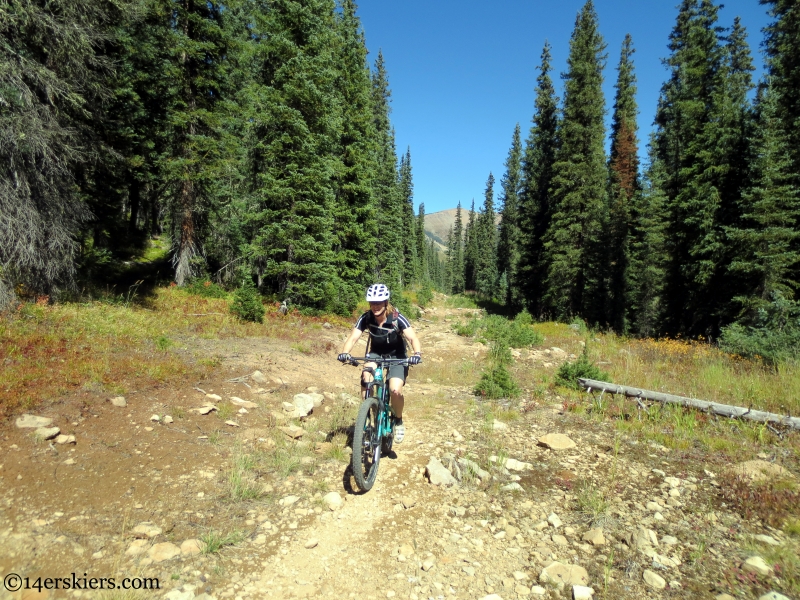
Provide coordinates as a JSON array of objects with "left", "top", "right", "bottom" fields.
[
  {"left": 251, "top": 371, "right": 268, "bottom": 384},
  {"left": 582, "top": 529, "right": 606, "bottom": 546},
  {"left": 323, "top": 492, "right": 343, "bottom": 511},
  {"left": 230, "top": 397, "right": 258, "bottom": 409},
  {"left": 124, "top": 539, "right": 149, "bottom": 556},
  {"left": 15, "top": 414, "right": 53, "bottom": 428},
  {"left": 180, "top": 539, "right": 204, "bottom": 556},
  {"left": 147, "top": 542, "right": 181, "bottom": 562},
  {"left": 35, "top": 426, "right": 61, "bottom": 440},
  {"left": 642, "top": 570, "right": 666, "bottom": 590},
  {"left": 132, "top": 522, "right": 162, "bottom": 538},
  {"left": 757, "top": 593, "right": 792, "bottom": 600},
  {"left": 743, "top": 556, "right": 772, "bottom": 576},
  {"left": 426, "top": 457, "right": 458, "bottom": 487},
  {"left": 538, "top": 433, "right": 577, "bottom": 450},
  {"left": 278, "top": 425, "right": 305, "bottom": 439},
  {"left": 292, "top": 393, "right": 319, "bottom": 417},
  {"left": 573, "top": 585, "right": 595, "bottom": 600},
  {"left": 458, "top": 458, "right": 489, "bottom": 481},
  {"left": 539, "top": 562, "right": 590, "bottom": 586},
  {"left": 730, "top": 460, "right": 792, "bottom": 482}
]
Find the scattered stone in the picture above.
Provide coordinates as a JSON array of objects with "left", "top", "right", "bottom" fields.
[
  {"left": 401, "top": 496, "right": 416, "bottom": 509},
  {"left": 421, "top": 558, "right": 436, "bottom": 571},
  {"left": 573, "top": 585, "right": 595, "bottom": 600},
  {"left": 492, "top": 419, "right": 508, "bottom": 431},
  {"left": 163, "top": 415, "right": 173, "bottom": 424},
  {"left": 251, "top": 371, "right": 268, "bottom": 384},
  {"left": 757, "top": 593, "right": 791, "bottom": 600},
  {"left": 730, "top": 460, "right": 792, "bottom": 481},
  {"left": 292, "top": 393, "right": 318, "bottom": 417},
  {"left": 547, "top": 513, "right": 563, "bottom": 528},
  {"left": 205, "top": 394, "right": 222, "bottom": 401},
  {"left": 458, "top": 457, "right": 489, "bottom": 481},
  {"left": 224, "top": 420, "right": 239, "bottom": 427},
  {"left": 505, "top": 458, "right": 532, "bottom": 471},
  {"left": 715, "top": 594, "right": 736, "bottom": 600},
  {"left": 125, "top": 539, "right": 149, "bottom": 556},
  {"left": 501, "top": 482, "right": 524, "bottom": 492},
  {"left": 642, "top": 569, "right": 666, "bottom": 590},
  {"left": 538, "top": 433, "right": 577, "bottom": 450},
  {"left": 15, "top": 414, "right": 53, "bottom": 429},
  {"left": 753, "top": 534, "right": 780, "bottom": 546},
  {"left": 148, "top": 542, "right": 181, "bottom": 562},
  {"left": 150, "top": 414, "right": 161, "bottom": 422},
  {"left": 132, "top": 522, "right": 162, "bottom": 539},
  {"left": 110, "top": 396, "right": 127, "bottom": 407},
  {"left": 660, "top": 535, "right": 678, "bottom": 546},
  {"left": 279, "top": 425, "right": 305, "bottom": 439},
  {"left": 63, "top": 458, "right": 76, "bottom": 465},
  {"left": 426, "top": 457, "right": 458, "bottom": 487},
  {"left": 323, "top": 492, "right": 343, "bottom": 511},
  {"left": 743, "top": 556, "right": 772, "bottom": 576},
  {"left": 304, "top": 538, "right": 319, "bottom": 549},
  {"left": 193, "top": 404, "right": 218, "bottom": 415},
  {"left": 180, "top": 539, "right": 204, "bottom": 556},
  {"left": 480, "top": 596, "right": 503, "bottom": 600},
  {"left": 55, "top": 434, "right": 76, "bottom": 445},
  {"left": 583, "top": 529, "right": 605, "bottom": 546},
  {"left": 228, "top": 397, "right": 257, "bottom": 409},
  {"left": 279, "top": 495, "right": 300, "bottom": 507},
  {"left": 35, "top": 426, "right": 61, "bottom": 440},
  {"left": 539, "top": 562, "right": 589, "bottom": 586}
]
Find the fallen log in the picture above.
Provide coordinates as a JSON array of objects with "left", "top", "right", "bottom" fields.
[{"left": 577, "top": 378, "right": 800, "bottom": 431}]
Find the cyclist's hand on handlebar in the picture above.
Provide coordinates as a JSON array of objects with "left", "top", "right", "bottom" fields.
[
  {"left": 337, "top": 352, "right": 351, "bottom": 363},
  {"left": 408, "top": 353, "right": 422, "bottom": 366}
]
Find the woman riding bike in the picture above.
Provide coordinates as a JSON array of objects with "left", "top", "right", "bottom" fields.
[{"left": 337, "top": 284, "right": 422, "bottom": 443}]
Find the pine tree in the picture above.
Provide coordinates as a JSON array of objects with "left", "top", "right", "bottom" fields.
[
  {"left": 497, "top": 124, "right": 523, "bottom": 307},
  {"left": 655, "top": 0, "right": 749, "bottom": 334},
  {"left": 371, "top": 51, "right": 403, "bottom": 290},
  {"left": 541, "top": 1, "right": 608, "bottom": 322},
  {"left": 727, "top": 82, "right": 799, "bottom": 315},
  {"left": 447, "top": 202, "right": 465, "bottom": 293},
  {"left": 399, "top": 148, "right": 418, "bottom": 285},
  {"left": 761, "top": 0, "right": 800, "bottom": 180},
  {"left": 241, "top": 0, "right": 340, "bottom": 306},
  {"left": 163, "top": 0, "right": 232, "bottom": 286},
  {"left": 417, "top": 203, "right": 428, "bottom": 281},
  {"left": 329, "top": 0, "right": 378, "bottom": 311},
  {"left": 475, "top": 173, "right": 499, "bottom": 298},
  {"left": 518, "top": 41, "right": 560, "bottom": 317},
  {"left": 606, "top": 34, "right": 641, "bottom": 332},
  {"left": 0, "top": 0, "right": 119, "bottom": 305},
  {"left": 463, "top": 200, "right": 478, "bottom": 291}
]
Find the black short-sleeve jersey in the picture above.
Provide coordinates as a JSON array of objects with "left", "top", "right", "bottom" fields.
[{"left": 354, "top": 311, "right": 411, "bottom": 357}]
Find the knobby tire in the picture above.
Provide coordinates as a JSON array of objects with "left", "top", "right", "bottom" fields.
[{"left": 352, "top": 393, "right": 380, "bottom": 492}]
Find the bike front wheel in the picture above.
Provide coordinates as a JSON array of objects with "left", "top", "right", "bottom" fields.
[{"left": 352, "top": 395, "right": 381, "bottom": 492}]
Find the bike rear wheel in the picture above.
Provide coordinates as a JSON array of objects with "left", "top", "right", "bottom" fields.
[{"left": 352, "top": 394, "right": 381, "bottom": 491}]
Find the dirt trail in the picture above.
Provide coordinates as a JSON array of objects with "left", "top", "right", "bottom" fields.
[{"left": 0, "top": 308, "right": 796, "bottom": 600}]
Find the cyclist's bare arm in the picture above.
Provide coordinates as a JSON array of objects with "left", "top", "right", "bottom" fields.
[
  {"left": 340, "top": 328, "right": 363, "bottom": 355},
  {"left": 403, "top": 327, "right": 422, "bottom": 355}
]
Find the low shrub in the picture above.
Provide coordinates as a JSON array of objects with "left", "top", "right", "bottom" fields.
[
  {"left": 555, "top": 347, "right": 610, "bottom": 389},
  {"left": 455, "top": 311, "right": 543, "bottom": 348},
  {"left": 719, "top": 294, "right": 800, "bottom": 366},
  {"left": 186, "top": 279, "right": 228, "bottom": 299},
  {"left": 474, "top": 364, "right": 520, "bottom": 399},
  {"left": 230, "top": 278, "right": 265, "bottom": 323}
]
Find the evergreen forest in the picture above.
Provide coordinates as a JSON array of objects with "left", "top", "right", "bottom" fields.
[{"left": 1, "top": 0, "right": 799, "bottom": 352}]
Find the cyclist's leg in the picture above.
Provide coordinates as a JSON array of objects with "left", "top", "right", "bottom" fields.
[
  {"left": 361, "top": 354, "right": 378, "bottom": 399},
  {"left": 388, "top": 377, "right": 405, "bottom": 418}
]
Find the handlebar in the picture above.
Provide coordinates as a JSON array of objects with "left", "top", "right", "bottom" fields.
[{"left": 344, "top": 356, "right": 411, "bottom": 367}]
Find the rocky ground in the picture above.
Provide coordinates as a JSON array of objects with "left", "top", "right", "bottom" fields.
[{"left": 0, "top": 308, "right": 796, "bottom": 600}]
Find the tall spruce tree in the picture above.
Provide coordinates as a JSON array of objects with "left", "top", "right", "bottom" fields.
[
  {"left": 399, "top": 148, "right": 418, "bottom": 285},
  {"left": 607, "top": 34, "right": 641, "bottom": 332},
  {"left": 497, "top": 125, "right": 523, "bottom": 307},
  {"left": 654, "top": 0, "right": 753, "bottom": 334},
  {"left": 447, "top": 202, "right": 465, "bottom": 293},
  {"left": 727, "top": 82, "right": 799, "bottom": 315},
  {"left": 0, "top": 0, "right": 121, "bottom": 305},
  {"left": 371, "top": 51, "right": 403, "bottom": 290},
  {"left": 541, "top": 1, "right": 608, "bottom": 322},
  {"left": 463, "top": 200, "right": 478, "bottom": 291},
  {"left": 241, "top": 0, "right": 339, "bottom": 306},
  {"left": 417, "top": 203, "right": 428, "bottom": 281},
  {"left": 329, "top": 0, "right": 378, "bottom": 310},
  {"left": 518, "top": 41, "right": 560, "bottom": 317},
  {"left": 761, "top": 0, "right": 800, "bottom": 181},
  {"left": 474, "top": 173, "right": 499, "bottom": 298}
]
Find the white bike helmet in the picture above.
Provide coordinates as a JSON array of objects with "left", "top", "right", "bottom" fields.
[{"left": 365, "top": 283, "right": 390, "bottom": 302}]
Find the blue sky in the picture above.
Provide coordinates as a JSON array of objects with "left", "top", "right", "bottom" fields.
[{"left": 356, "top": 0, "right": 773, "bottom": 215}]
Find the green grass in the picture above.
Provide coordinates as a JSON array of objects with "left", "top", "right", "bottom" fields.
[{"left": 200, "top": 528, "right": 245, "bottom": 554}]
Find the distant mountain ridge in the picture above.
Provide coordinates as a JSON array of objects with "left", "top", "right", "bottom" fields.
[{"left": 423, "top": 208, "right": 501, "bottom": 253}]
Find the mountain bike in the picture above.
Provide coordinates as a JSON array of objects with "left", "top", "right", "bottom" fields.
[{"left": 345, "top": 356, "right": 409, "bottom": 492}]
